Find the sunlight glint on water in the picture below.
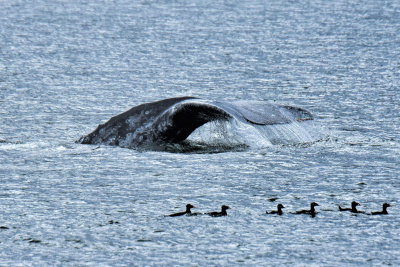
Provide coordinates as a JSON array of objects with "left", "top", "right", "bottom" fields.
[{"left": 0, "top": 0, "right": 399, "bottom": 265}]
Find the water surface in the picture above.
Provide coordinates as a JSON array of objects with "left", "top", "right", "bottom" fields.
[{"left": 1, "top": 0, "right": 399, "bottom": 265}]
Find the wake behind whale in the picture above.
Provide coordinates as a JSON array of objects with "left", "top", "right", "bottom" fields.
[{"left": 77, "top": 97, "right": 317, "bottom": 151}]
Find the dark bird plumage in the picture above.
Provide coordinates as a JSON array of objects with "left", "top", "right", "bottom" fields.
[
  {"left": 369, "top": 203, "right": 392, "bottom": 215},
  {"left": 206, "top": 205, "right": 231, "bottom": 217},
  {"left": 266, "top": 204, "right": 285, "bottom": 215},
  {"left": 338, "top": 201, "right": 364, "bottom": 213},
  {"left": 167, "top": 204, "right": 196, "bottom": 217},
  {"left": 293, "top": 202, "right": 319, "bottom": 217}
]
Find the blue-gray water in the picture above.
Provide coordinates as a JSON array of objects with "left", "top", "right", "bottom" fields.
[{"left": 1, "top": 0, "right": 399, "bottom": 265}]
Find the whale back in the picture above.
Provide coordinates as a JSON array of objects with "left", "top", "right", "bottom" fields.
[
  {"left": 77, "top": 97, "right": 313, "bottom": 149},
  {"left": 213, "top": 101, "right": 313, "bottom": 125},
  {"left": 78, "top": 97, "right": 197, "bottom": 146}
]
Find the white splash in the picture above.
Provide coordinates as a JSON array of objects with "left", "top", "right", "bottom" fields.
[{"left": 187, "top": 119, "right": 324, "bottom": 149}]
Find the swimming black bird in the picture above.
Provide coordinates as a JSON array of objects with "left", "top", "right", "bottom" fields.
[
  {"left": 293, "top": 202, "right": 319, "bottom": 216},
  {"left": 338, "top": 201, "right": 364, "bottom": 213},
  {"left": 266, "top": 204, "right": 285, "bottom": 215},
  {"left": 206, "top": 205, "right": 231, "bottom": 217},
  {"left": 167, "top": 204, "right": 196, "bottom": 217},
  {"left": 369, "top": 203, "right": 392, "bottom": 215}
]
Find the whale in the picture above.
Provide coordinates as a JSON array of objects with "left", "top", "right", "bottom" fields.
[{"left": 77, "top": 96, "right": 313, "bottom": 149}]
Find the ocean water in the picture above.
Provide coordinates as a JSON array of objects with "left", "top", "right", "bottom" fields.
[{"left": 1, "top": 0, "right": 399, "bottom": 265}]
